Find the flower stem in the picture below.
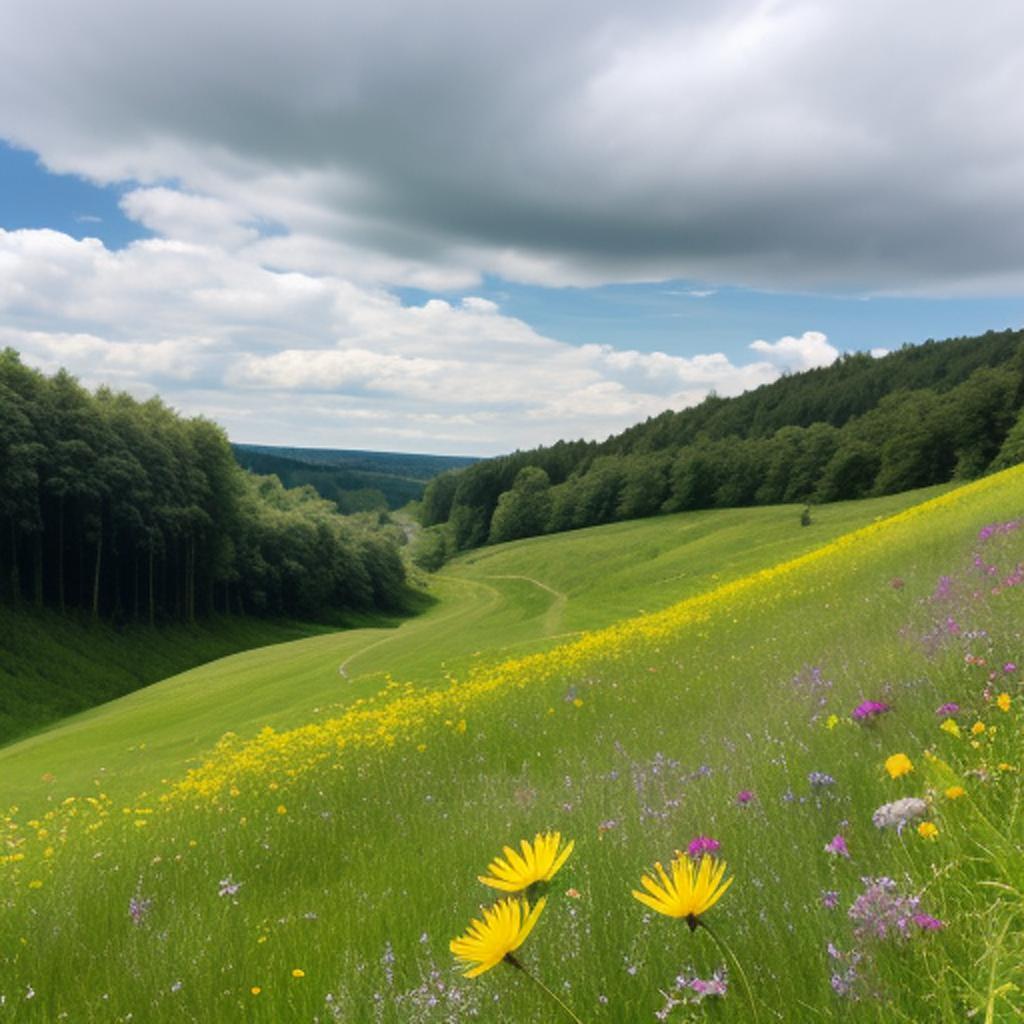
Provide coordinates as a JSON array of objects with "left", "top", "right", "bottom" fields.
[
  {"left": 505, "top": 955, "right": 588, "bottom": 1024},
  {"left": 697, "top": 920, "right": 760, "bottom": 1023}
]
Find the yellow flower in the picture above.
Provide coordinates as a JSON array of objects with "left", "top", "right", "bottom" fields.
[
  {"left": 478, "top": 832, "right": 575, "bottom": 893},
  {"left": 276, "top": 805, "right": 288, "bottom": 815},
  {"left": 825, "top": 714, "right": 839, "bottom": 730},
  {"left": 450, "top": 897, "right": 547, "bottom": 978},
  {"left": 632, "top": 854, "right": 733, "bottom": 928},
  {"left": 918, "top": 822, "right": 939, "bottom": 840},
  {"left": 884, "top": 753, "right": 914, "bottom": 779},
  {"left": 971, "top": 721, "right": 986, "bottom": 736},
  {"left": 291, "top": 968, "right": 305, "bottom": 978},
  {"left": 996, "top": 692, "right": 1011, "bottom": 712},
  {"left": 944, "top": 785, "right": 966, "bottom": 800},
  {"left": 250, "top": 986, "right": 262, "bottom": 995},
  {"left": 939, "top": 718, "right": 961, "bottom": 738}
]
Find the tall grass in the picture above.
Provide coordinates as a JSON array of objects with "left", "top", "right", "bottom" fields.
[{"left": 1, "top": 471, "right": 1021, "bottom": 1021}]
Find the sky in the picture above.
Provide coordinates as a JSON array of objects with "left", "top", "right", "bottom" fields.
[{"left": 1, "top": 1, "right": 1023, "bottom": 456}]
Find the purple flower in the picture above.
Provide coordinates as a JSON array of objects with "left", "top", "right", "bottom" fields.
[
  {"left": 686, "top": 835, "right": 721, "bottom": 858},
  {"left": 808, "top": 771, "right": 837, "bottom": 788},
  {"left": 848, "top": 876, "right": 920, "bottom": 940},
  {"left": 935, "top": 702, "right": 960, "bottom": 717},
  {"left": 821, "top": 890, "right": 840, "bottom": 910},
  {"left": 129, "top": 894, "right": 152, "bottom": 926},
  {"left": 824, "top": 834, "right": 850, "bottom": 858},
  {"left": 852, "top": 700, "right": 891, "bottom": 721},
  {"left": 218, "top": 876, "right": 243, "bottom": 898},
  {"left": 912, "top": 914, "right": 944, "bottom": 932},
  {"left": 735, "top": 789, "right": 754, "bottom": 805},
  {"left": 1004, "top": 662, "right": 1017, "bottom": 674}
]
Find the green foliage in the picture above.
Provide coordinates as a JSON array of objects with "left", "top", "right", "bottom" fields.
[
  {"left": 425, "top": 330, "right": 1024, "bottom": 559},
  {"left": 0, "top": 350, "right": 410, "bottom": 628}
]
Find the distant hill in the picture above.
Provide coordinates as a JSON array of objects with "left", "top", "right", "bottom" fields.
[
  {"left": 232, "top": 444, "right": 478, "bottom": 512},
  {"left": 417, "top": 327, "right": 1024, "bottom": 558}
]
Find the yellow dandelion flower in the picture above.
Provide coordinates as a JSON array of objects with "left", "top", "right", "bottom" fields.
[
  {"left": 945, "top": 785, "right": 966, "bottom": 800},
  {"left": 884, "top": 753, "right": 914, "bottom": 779},
  {"left": 479, "top": 832, "right": 575, "bottom": 894},
  {"left": 971, "top": 721, "right": 986, "bottom": 736},
  {"left": 632, "top": 854, "right": 733, "bottom": 929},
  {"left": 250, "top": 986, "right": 262, "bottom": 995},
  {"left": 918, "top": 822, "right": 939, "bottom": 840},
  {"left": 291, "top": 968, "right": 305, "bottom": 978},
  {"left": 450, "top": 897, "right": 546, "bottom": 977},
  {"left": 572, "top": 698, "right": 584, "bottom": 708},
  {"left": 996, "top": 692, "right": 1011, "bottom": 712},
  {"left": 276, "top": 805, "right": 287, "bottom": 815},
  {"left": 939, "top": 718, "right": 961, "bottom": 738}
]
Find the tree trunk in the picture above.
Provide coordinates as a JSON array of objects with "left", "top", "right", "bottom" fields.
[
  {"left": 91, "top": 528, "right": 103, "bottom": 620},
  {"left": 33, "top": 530, "right": 43, "bottom": 608},
  {"left": 8, "top": 518, "right": 19, "bottom": 604},
  {"left": 57, "top": 497, "right": 65, "bottom": 614},
  {"left": 148, "top": 545, "right": 155, "bottom": 628}
]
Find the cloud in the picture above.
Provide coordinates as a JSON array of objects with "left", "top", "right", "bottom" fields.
[
  {"left": 749, "top": 331, "right": 839, "bottom": 372},
  {"left": 0, "top": 1, "right": 1023, "bottom": 294},
  {"left": 0, "top": 225, "right": 832, "bottom": 452}
]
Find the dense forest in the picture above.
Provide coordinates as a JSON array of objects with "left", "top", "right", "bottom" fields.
[
  {"left": 0, "top": 350, "right": 409, "bottom": 623},
  {"left": 232, "top": 444, "right": 476, "bottom": 513},
  {"left": 416, "top": 328, "right": 1024, "bottom": 566}
]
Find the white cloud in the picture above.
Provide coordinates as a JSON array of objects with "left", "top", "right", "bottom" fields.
[
  {"left": 1, "top": 1, "right": 1024, "bottom": 294},
  {"left": 749, "top": 331, "right": 839, "bottom": 372},
  {"left": 0, "top": 225, "right": 831, "bottom": 453}
]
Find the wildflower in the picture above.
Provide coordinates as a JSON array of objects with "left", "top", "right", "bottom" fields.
[
  {"left": 632, "top": 854, "right": 733, "bottom": 928},
  {"left": 935, "top": 702, "right": 960, "bottom": 717},
  {"left": 218, "top": 877, "right": 242, "bottom": 897},
  {"left": 884, "top": 754, "right": 913, "bottom": 779},
  {"left": 824, "top": 834, "right": 850, "bottom": 858},
  {"left": 685, "top": 835, "right": 721, "bottom": 859},
  {"left": 852, "top": 701, "right": 890, "bottom": 722},
  {"left": 939, "top": 718, "right": 961, "bottom": 738},
  {"left": 808, "top": 771, "right": 836, "bottom": 788},
  {"left": 450, "top": 897, "right": 546, "bottom": 977},
  {"left": 276, "top": 804, "right": 287, "bottom": 815},
  {"left": 912, "top": 914, "right": 944, "bottom": 931},
  {"left": 825, "top": 714, "right": 839, "bottom": 730},
  {"left": 250, "top": 986, "right": 261, "bottom": 995},
  {"left": 871, "top": 797, "right": 927, "bottom": 832},
  {"left": 478, "top": 832, "right": 574, "bottom": 894},
  {"left": 917, "top": 822, "right": 938, "bottom": 840},
  {"left": 129, "top": 894, "right": 153, "bottom": 926},
  {"left": 821, "top": 890, "right": 840, "bottom": 910},
  {"left": 735, "top": 789, "right": 754, "bottom": 805},
  {"left": 848, "top": 877, "right": 920, "bottom": 939},
  {"left": 996, "top": 692, "right": 1011, "bottom": 712},
  {"left": 971, "top": 721, "right": 986, "bottom": 736},
  {"left": 944, "top": 785, "right": 965, "bottom": 800},
  {"left": 291, "top": 969, "right": 305, "bottom": 978}
]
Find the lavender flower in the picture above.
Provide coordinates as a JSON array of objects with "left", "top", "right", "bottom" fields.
[
  {"left": 735, "top": 789, "right": 754, "bottom": 805},
  {"left": 935, "top": 702, "right": 960, "bottom": 717},
  {"left": 808, "top": 770, "right": 836, "bottom": 788},
  {"left": 848, "top": 876, "right": 920, "bottom": 940},
  {"left": 912, "top": 914, "right": 944, "bottom": 932},
  {"left": 821, "top": 890, "right": 840, "bottom": 910},
  {"left": 129, "top": 894, "right": 152, "bottom": 926}
]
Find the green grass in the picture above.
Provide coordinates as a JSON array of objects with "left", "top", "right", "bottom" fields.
[{"left": 1, "top": 475, "right": 1022, "bottom": 1022}]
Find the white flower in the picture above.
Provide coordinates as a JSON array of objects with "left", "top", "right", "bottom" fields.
[{"left": 872, "top": 797, "right": 928, "bottom": 832}]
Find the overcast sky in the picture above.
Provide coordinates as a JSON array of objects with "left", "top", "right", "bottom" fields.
[{"left": 2, "top": 0, "right": 1023, "bottom": 455}]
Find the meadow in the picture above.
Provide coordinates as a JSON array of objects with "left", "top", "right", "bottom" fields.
[{"left": 0, "top": 474, "right": 1021, "bottom": 1022}]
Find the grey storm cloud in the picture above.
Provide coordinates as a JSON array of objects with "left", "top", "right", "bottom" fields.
[{"left": 2, "top": 0, "right": 1024, "bottom": 293}]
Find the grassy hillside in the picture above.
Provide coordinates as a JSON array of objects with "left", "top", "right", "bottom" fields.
[
  {"left": 1, "top": 472, "right": 1022, "bottom": 1021},
  {"left": 0, "top": 610, "right": 346, "bottom": 746}
]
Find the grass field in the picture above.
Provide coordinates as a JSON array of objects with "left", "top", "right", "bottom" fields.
[{"left": 1, "top": 475, "right": 1021, "bottom": 1022}]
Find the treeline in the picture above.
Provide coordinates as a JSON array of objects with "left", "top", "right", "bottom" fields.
[
  {"left": 415, "top": 329, "right": 1024, "bottom": 566},
  {"left": 0, "top": 350, "right": 408, "bottom": 623}
]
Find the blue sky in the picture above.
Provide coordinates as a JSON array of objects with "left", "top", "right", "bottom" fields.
[{"left": 2, "top": 2, "right": 1023, "bottom": 455}]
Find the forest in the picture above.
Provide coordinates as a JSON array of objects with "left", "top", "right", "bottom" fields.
[
  {"left": 0, "top": 350, "right": 409, "bottom": 624},
  {"left": 416, "top": 328, "right": 1024, "bottom": 565}
]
